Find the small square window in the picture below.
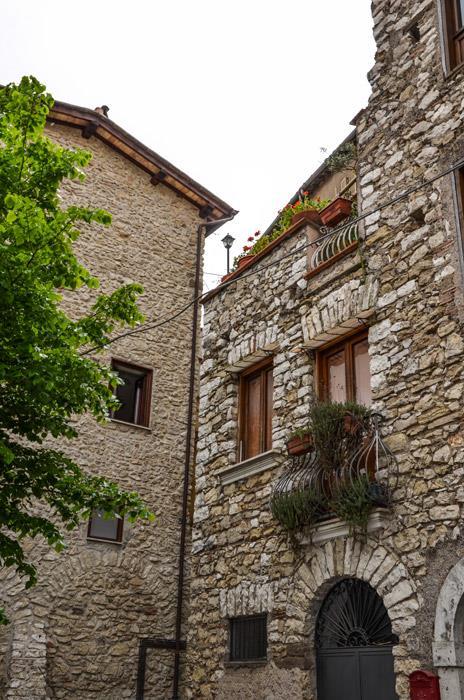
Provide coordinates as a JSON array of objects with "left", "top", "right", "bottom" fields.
[
  {"left": 229, "top": 614, "right": 267, "bottom": 662},
  {"left": 111, "top": 360, "right": 153, "bottom": 427},
  {"left": 87, "top": 510, "right": 123, "bottom": 542}
]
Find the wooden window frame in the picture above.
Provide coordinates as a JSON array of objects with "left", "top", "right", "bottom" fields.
[
  {"left": 458, "top": 168, "right": 464, "bottom": 221},
  {"left": 316, "top": 329, "right": 370, "bottom": 403},
  {"left": 229, "top": 614, "right": 268, "bottom": 662},
  {"left": 111, "top": 359, "right": 153, "bottom": 428},
  {"left": 443, "top": 0, "right": 464, "bottom": 70},
  {"left": 87, "top": 511, "right": 124, "bottom": 543},
  {"left": 238, "top": 358, "right": 273, "bottom": 462}
]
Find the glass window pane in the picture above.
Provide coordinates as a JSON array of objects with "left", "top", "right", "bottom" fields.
[
  {"left": 327, "top": 350, "right": 346, "bottom": 402},
  {"left": 113, "top": 365, "right": 145, "bottom": 424},
  {"left": 353, "top": 339, "right": 372, "bottom": 406},
  {"left": 88, "top": 510, "right": 121, "bottom": 541},
  {"left": 458, "top": 0, "right": 464, "bottom": 28}
]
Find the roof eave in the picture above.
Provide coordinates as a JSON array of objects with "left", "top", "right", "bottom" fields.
[{"left": 48, "top": 100, "right": 238, "bottom": 225}]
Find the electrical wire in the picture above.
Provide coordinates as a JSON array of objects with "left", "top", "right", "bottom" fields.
[{"left": 81, "top": 156, "right": 464, "bottom": 355}]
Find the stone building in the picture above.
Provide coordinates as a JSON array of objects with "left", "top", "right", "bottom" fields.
[
  {"left": 0, "top": 100, "right": 235, "bottom": 699},
  {"left": 187, "top": 1, "right": 464, "bottom": 698}
]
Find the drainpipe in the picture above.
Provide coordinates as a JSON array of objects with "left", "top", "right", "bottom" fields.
[{"left": 171, "top": 214, "right": 235, "bottom": 700}]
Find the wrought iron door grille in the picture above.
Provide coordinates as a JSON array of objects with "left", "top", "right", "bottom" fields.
[
  {"left": 315, "top": 578, "right": 397, "bottom": 649},
  {"left": 229, "top": 614, "right": 267, "bottom": 661}
]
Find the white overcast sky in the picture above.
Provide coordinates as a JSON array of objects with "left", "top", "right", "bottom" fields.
[{"left": 1, "top": 1, "right": 376, "bottom": 291}]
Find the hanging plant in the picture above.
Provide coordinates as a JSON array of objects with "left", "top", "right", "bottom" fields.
[
  {"left": 329, "top": 474, "right": 373, "bottom": 534},
  {"left": 271, "top": 488, "right": 324, "bottom": 531},
  {"left": 308, "top": 400, "right": 370, "bottom": 473}
]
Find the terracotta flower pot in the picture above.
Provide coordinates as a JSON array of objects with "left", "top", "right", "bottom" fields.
[
  {"left": 291, "top": 210, "right": 322, "bottom": 228},
  {"left": 343, "top": 414, "right": 363, "bottom": 435},
  {"left": 287, "top": 432, "right": 314, "bottom": 456},
  {"left": 237, "top": 254, "right": 255, "bottom": 270},
  {"left": 320, "top": 197, "right": 352, "bottom": 226}
]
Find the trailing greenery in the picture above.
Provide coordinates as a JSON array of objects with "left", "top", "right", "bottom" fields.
[
  {"left": 271, "top": 488, "right": 324, "bottom": 531},
  {"left": 0, "top": 77, "right": 153, "bottom": 624},
  {"left": 309, "top": 400, "right": 370, "bottom": 471},
  {"left": 330, "top": 475, "right": 373, "bottom": 534},
  {"left": 273, "top": 402, "right": 377, "bottom": 533},
  {"left": 233, "top": 192, "right": 330, "bottom": 269},
  {"left": 325, "top": 141, "right": 357, "bottom": 173}
]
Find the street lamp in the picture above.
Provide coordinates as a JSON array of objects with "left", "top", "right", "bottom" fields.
[{"left": 221, "top": 233, "right": 235, "bottom": 274}]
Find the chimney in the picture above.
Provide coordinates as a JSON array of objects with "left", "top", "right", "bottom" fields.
[{"left": 94, "top": 105, "right": 109, "bottom": 117}]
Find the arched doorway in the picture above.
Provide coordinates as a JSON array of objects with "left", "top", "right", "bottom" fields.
[
  {"left": 433, "top": 557, "right": 464, "bottom": 699},
  {"left": 316, "top": 578, "right": 398, "bottom": 700}
]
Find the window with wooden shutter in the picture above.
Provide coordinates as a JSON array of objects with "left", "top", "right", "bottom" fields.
[
  {"left": 111, "top": 360, "right": 153, "bottom": 427},
  {"left": 239, "top": 359, "right": 273, "bottom": 461},
  {"left": 317, "top": 330, "right": 372, "bottom": 406},
  {"left": 443, "top": 0, "right": 464, "bottom": 69}
]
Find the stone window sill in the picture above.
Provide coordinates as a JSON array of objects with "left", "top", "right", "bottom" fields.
[
  {"left": 109, "top": 417, "right": 152, "bottom": 432},
  {"left": 217, "top": 450, "right": 285, "bottom": 486},
  {"left": 295, "top": 508, "right": 391, "bottom": 545},
  {"left": 86, "top": 537, "right": 123, "bottom": 546},
  {"left": 224, "top": 660, "right": 268, "bottom": 669},
  {"left": 444, "top": 60, "right": 464, "bottom": 82}
]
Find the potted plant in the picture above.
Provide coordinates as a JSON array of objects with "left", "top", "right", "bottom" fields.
[
  {"left": 287, "top": 427, "right": 313, "bottom": 456},
  {"left": 233, "top": 243, "right": 255, "bottom": 271},
  {"left": 237, "top": 254, "right": 254, "bottom": 269},
  {"left": 320, "top": 197, "right": 353, "bottom": 226},
  {"left": 276, "top": 192, "right": 329, "bottom": 232}
]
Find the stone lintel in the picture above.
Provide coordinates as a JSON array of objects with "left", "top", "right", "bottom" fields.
[
  {"left": 303, "top": 310, "right": 374, "bottom": 349},
  {"left": 226, "top": 342, "right": 280, "bottom": 373},
  {"left": 217, "top": 450, "right": 284, "bottom": 485}
]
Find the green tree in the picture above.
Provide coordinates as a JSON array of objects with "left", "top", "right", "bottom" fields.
[{"left": 0, "top": 76, "right": 152, "bottom": 623}]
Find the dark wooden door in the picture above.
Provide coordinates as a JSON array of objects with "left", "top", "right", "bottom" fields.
[
  {"left": 317, "top": 646, "right": 397, "bottom": 700},
  {"left": 316, "top": 579, "right": 398, "bottom": 700}
]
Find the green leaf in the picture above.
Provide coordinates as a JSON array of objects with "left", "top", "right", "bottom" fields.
[{"left": 0, "top": 76, "right": 152, "bottom": 618}]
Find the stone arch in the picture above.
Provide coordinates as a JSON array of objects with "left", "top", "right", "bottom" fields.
[
  {"left": 433, "top": 557, "right": 464, "bottom": 699},
  {"left": 281, "top": 537, "right": 419, "bottom": 700},
  {"left": 1, "top": 543, "right": 166, "bottom": 700}
]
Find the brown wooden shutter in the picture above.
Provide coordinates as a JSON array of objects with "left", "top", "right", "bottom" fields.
[
  {"left": 239, "top": 359, "right": 273, "bottom": 460},
  {"left": 317, "top": 330, "right": 371, "bottom": 407}
]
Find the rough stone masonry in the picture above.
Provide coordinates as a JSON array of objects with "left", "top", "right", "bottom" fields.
[
  {"left": 0, "top": 104, "right": 234, "bottom": 699},
  {"left": 186, "top": 0, "right": 464, "bottom": 698}
]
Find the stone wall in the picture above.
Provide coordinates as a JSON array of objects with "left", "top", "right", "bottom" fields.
[
  {"left": 0, "top": 122, "right": 204, "bottom": 699},
  {"left": 186, "top": 0, "right": 464, "bottom": 697}
]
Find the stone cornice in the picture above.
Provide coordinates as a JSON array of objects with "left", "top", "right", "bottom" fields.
[
  {"left": 217, "top": 450, "right": 285, "bottom": 486},
  {"left": 296, "top": 508, "right": 392, "bottom": 545}
]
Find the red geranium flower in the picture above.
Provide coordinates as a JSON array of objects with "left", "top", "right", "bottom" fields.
[
  {"left": 243, "top": 245, "right": 250, "bottom": 251},
  {"left": 247, "top": 236, "right": 254, "bottom": 242}
]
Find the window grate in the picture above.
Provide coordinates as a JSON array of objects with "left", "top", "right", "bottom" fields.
[{"left": 229, "top": 614, "right": 267, "bottom": 662}]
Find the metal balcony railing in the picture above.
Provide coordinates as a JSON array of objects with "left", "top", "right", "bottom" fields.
[
  {"left": 270, "top": 414, "right": 398, "bottom": 530},
  {"left": 310, "top": 221, "right": 359, "bottom": 271}
]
